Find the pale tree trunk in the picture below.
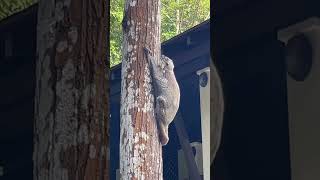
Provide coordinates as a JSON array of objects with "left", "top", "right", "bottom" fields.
[
  {"left": 120, "top": 0, "right": 163, "bottom": 179},
  {"left": 176, "top": 0, "right": 181, "bottom": 34},
  {"left": 33, "top": 0, "right": 109, "bottom": 180}
]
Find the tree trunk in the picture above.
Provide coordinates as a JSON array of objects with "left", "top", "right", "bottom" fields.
[
  {"left": 176, "top": 0, "right": 181, "bottom": 34},
  {"left": 119, "top": 0, "right": 163, "bottom": 179},
  {"left": 33, "top": 0, "right": 109, "bottom": 180}
]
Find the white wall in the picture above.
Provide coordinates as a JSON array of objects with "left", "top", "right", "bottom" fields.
[{"left": 280, "top": 18, "right": 320, "bottom": 180}]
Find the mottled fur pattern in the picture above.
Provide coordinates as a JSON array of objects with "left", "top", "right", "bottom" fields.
[{"left": 144, "top": 47, "right": 180, "bottom": 146}]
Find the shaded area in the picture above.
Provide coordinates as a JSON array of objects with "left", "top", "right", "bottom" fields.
[
  {"left": 213, "top": 35, "right": 291, "bottom": 180},
  {"left": 0, "top": 5, "right": 37, "bottom": 180}
]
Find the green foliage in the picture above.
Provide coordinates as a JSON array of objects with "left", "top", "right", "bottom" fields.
[
  {"left": 110, "top": 0, "right": 125, "bottom": 67},
  {"left": 110, "top": 0, "right": 210, "bottom": 67},
  {"left": 161, "top": 0, "right": 210, "bottom": 41},
  {"left": 0, "top": 0, "right": 37, "bottom": 21},
  {"left": 0, "top": 0, "right": 209, "bottom": 67}
]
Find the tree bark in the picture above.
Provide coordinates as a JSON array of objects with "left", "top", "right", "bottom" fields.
[
  {"left": 120, "top": 0, "right": 163, "bottom": 179},
  {"left": 33, "top": 0, "right": 109, "bottom": 180}
]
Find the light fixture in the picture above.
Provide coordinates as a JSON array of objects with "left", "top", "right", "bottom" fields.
[{"left": 285, "top": 34, "right": 313, "bottom": 81}]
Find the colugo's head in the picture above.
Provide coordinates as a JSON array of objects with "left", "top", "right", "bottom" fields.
[{"left": 161, "top": 55, "right": 174, "bottom": 70}]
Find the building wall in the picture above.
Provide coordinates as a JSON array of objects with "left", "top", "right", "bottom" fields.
[
  {"left": 286, "top": 29, "right": 320, "bottom": 180},
  {"left": 0, "top": 6, "right": 37, "bottom": 180}
]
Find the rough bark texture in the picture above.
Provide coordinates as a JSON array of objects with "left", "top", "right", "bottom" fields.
[
  {"left": 33, "top": 0, "right": 109, "bottom": 180},
  {"left": 120, "top": 0, "right": 162, "bottom": 179},
  {"left": 210, "top": 59, "right": 224, "bottom": 165}
]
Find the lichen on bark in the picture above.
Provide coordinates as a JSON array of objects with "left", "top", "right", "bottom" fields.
[
  {"left": 33, "top": 0, "right": 109, "bottom": 179},
  {"left": 120, "top": 0, "right": 163, "bottom": 179}
]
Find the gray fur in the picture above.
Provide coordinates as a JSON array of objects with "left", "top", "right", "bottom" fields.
[{"left": 144, "top": 47, "right": 180, "bottom": 146}]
